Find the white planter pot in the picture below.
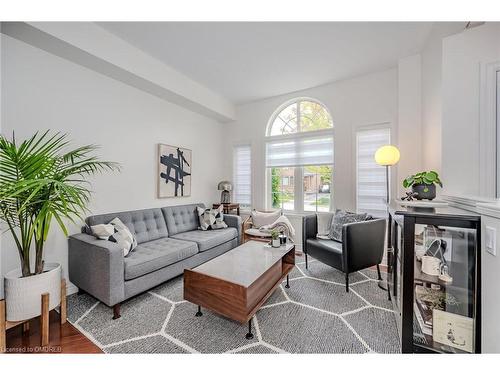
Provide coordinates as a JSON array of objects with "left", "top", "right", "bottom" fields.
[
  {"left": 272, "top": 239, "right": 281, "bottom": 248},
  {"left": 4, "top": 262, "right": 61, "bottom": 321}
]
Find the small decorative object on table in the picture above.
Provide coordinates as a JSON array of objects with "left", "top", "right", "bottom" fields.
[
  {"left": 271, "top": 229, "right": 280, "bottom": 248},
  {"left": 279, "top": 231, "right": 287, "bottom": 245},
  {"left": 402, "top": 170, "right": 443, "bottom": 200},
  {"left": 217, "top": 180, "right": 232, "bottom": 204}
]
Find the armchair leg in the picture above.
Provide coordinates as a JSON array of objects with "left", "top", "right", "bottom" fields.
[
  {"left": 345, "top": 273, "right": 349, "bottom": 292},
  {"left": 305, "top": 253, "right": 308, "bottom": 269},
  {"left": 376, "top": 264, "right": 382, "bottom": 281},
  {"left": 113, "top": 304, "right": 121, "bottom": 320}
]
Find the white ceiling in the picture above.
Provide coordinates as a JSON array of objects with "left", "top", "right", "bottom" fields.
[{"left": 99, "top": 22, "right": 437, "bottom": 105}]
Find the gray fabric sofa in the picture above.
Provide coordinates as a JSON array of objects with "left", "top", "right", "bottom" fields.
[{"left": 68, "top": 203, "right": 241, "bottom": 319}]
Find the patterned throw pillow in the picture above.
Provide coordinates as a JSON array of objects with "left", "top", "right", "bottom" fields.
[
  {"left": 108, "top": 218, "right": 138, "bottom": 256},
  {"left": 328, "top": 211, "right": 368, "bottom": 242},
  {"left": 197, "top": 206, "right": 228, "bottom": 231},
  {"left": 90, "top": 224, "right": 115, "bottom": 240}
]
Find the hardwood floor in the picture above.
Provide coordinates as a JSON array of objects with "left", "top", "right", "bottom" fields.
[{"left": 5, "top": 310, "right": 102, "bottom": 354}]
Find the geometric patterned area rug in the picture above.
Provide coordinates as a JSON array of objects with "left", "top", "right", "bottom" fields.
[{"left": 67, "top": 256, "right": 401, "bottom": 354}]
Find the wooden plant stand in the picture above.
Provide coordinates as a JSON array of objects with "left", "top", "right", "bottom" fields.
[{"left": 0, "top": 279, "right": 67, "bottom": 353}]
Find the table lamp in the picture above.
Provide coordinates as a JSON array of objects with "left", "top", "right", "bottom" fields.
[
  {"left": 374, "top": 145, "right": 400, "bottom": 291},
  {"left": 217, "top": 181, "right": 232, "bottom": 204}
]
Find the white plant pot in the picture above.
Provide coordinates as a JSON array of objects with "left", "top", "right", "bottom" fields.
[
  {"left": 4, "top": 262, "right": 61, "bottom": 321},
  {"left": 272, "top": 239, "right": 281, "bottom": 248}
]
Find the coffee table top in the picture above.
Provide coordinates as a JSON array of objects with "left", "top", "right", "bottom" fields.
[{"left": 192, "top": 240, "right": 295, "bottom": 287}]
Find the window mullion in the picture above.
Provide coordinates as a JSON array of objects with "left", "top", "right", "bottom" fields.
[
  {"left": 297, "top": 101, "right": 301, "bottom": 133},
  {"left": 295, "top": 166, "right": 304, "bottom": 212}
]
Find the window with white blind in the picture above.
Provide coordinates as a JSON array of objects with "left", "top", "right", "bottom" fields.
[
  {"left": 233, "top": 144, "right": 252, "bottom": 209},
  {"left": 266, "top": 98, "right": 333, "bottom": 212},
  {"left": 356, "top": 127, "right": 391, "bottom": 217}
]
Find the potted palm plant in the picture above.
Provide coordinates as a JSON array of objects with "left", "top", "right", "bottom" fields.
[{"left": 0, "top": 131, "right": 118, "bottom": 321}]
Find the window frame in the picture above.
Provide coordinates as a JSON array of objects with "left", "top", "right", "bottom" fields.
[{"left": 265, "top": 98, "right": 334, "bottom": 214}]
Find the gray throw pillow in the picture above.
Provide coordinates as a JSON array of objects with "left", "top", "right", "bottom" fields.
[
  {"left": 197, "top": 205, "right": 228, "bottom": 230},
  {"left": 328, "top": 211, "right": 368, "bottom": 242}
]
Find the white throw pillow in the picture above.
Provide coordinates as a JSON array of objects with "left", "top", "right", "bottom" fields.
[
  {"left": 197, "top": 206, "right": 228, "bottom": 231},
  {"left": 91, "top": 224, "right": 115, "bottom": 240},
  {"left": 316, "top": 212, "right": 334, "bottom": 238},
  {"left": 108, "top": 217, "right": 138, "bottom": 256},
  {"left": 251, "top": 210, "right": 281, "bottom": 229}
]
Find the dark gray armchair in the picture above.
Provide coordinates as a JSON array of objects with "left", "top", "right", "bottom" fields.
[{"left": 302, "top": 214, "right": 386, "bottom": 292}]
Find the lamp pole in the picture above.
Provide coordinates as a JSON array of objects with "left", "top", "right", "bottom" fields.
[
  {"left": 378, "top": 164, "right": 391, "bottom": 291},
  {"left": 374, "top": 145, "right": 400, "bottom": 292}
]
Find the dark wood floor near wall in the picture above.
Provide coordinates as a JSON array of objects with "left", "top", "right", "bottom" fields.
[{"left": 5, "top": 310, "right": 102, "bottom": 354}]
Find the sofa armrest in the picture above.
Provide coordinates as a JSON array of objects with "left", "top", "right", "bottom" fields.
[
  {"left": 302, "top": 214, "right": 318, "bottom": 253},
  {"left": 342, "top": 218, "right": 386, "bottom": 273},
  {"left": 224, "top": 214, "right": 242, "bottom": 244},
  {"left": 68, "top": 233, "right": 125, "bottom": 307}
]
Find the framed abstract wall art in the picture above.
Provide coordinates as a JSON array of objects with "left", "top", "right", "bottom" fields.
[{"left": 158, "top": 143, "right": 192, "bottom": 198}]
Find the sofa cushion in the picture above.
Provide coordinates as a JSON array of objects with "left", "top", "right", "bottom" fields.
[
  {"left": 306, "top": 238, "right": 343, "bottom": 255},
  {"left": 171, "top": 227, "right": 238, "bottom": 252},
  {"left": 86, "top": 208, "right": 168, "bottom": 244},
  {"left": 124, "top": 237, "right": 198, "bottom": 280},
  {"left": 163, "top": 204, "right": 204, "bottom": 236}
]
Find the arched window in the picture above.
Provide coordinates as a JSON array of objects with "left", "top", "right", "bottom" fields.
[
  {"left": 266, "top": 99, "right": 334, "bottom": 212},
  {"left": 267, "top": 99, "right": 333, "bottom": 136}
]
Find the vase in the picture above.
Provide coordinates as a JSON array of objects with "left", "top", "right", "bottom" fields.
[
  {"left": 4, "top": 262, "right": 61, "bottom": 321},
  {"left": 412, "top": 183, "right": 436, "bottom": 200}
]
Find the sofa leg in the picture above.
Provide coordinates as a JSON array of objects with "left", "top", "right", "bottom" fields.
[
  {"left": 113, "top": 304, "right": 121, "bottom": 320},
  {"left": 305, "top": 253, "right": 308, "bottom": 269},
  {"left": 345, "top": 273, "right": 349, "bottom": 292},
  {"left": 376, "top": 264, "right": 382, "bottom": 281}
]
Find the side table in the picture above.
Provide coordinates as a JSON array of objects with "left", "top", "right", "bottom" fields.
[{"left": 212, "top": 203, "right": 240, "bottom": 216}]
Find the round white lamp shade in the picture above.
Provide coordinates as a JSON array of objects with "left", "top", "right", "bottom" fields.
[{"left": 375, "top": 145, "right": 400, "bottom": 166}]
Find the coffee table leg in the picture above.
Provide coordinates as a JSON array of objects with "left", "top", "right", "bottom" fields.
[
  {"left": 195, "top": 305, "right": 203, "bottom": 317},
  {"left": 285, "top": 275, "right": 290, "bottom": 289},
  {"left": 245, "top": 318, "right": 254, "bottom": 340}
]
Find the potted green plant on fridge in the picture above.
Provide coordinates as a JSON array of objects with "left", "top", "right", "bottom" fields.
[
  {"left": 402, "top": 170, "right": 443, "bottom": 200},
  {"left": 0, "top": 131, "right": 118, "bottom": 322}
]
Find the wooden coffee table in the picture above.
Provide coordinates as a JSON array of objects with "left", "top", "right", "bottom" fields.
[{"left": 184, "top": 240, "right": 295, "bottom": 339}]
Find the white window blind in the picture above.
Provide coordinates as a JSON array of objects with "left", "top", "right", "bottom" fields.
[
  {"left": 233, "top": 144, "right": 252, "bottom": 207},
  {"left": 265, "top": 131, "right": 334, "bottom": 167},
  {"left": 356, "top": 127, "right": 391, "bottom": 217}
]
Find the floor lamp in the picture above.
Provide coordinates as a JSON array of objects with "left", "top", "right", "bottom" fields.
[{"left": 374, "top": 145, "right": 400, "bottom": 291}]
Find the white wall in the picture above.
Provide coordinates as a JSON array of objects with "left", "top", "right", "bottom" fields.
[
  {"left": 223, "top": 69, "right": 399, "bottom": 245},
  {"left": 0, "top": 35, "right": 226, "bottom": 293},
  {"left": 420, "top": 23, "right": 465, "bottom": 173},
  {"left": 442, "top": 23, "right": 500, "bottom": 197},
  {"left": 397, "top": 54, "right": 422, "bottom": 197},
  {"left": 440, "top": 23, "right": 500, "bottom": 353}
]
